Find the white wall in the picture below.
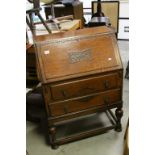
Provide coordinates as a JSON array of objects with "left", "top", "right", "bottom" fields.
[
  {"left": 119, "top": 1, "right": 129, "bottom": 17},
  {"left": 81, "top": 0, "right": 93, "bottom": 8}
]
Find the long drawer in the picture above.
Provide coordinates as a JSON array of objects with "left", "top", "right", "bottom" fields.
[
  {"left": 50, "top": 73, "right": 122, "bottom": 101},
  {"left": 49, "top": 89, "right": 121, "bottom": 117}
]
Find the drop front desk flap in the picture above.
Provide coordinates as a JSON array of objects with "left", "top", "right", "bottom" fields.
[{"left": 34, "top": 26, "right": 123, "bottom": 149}]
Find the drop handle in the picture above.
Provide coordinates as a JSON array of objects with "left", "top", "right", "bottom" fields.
[
  {"left": 103, "top": 80, "right": 110, "bottom": 89},
  {"left": 103, "top": 96, "right": 110, "bottom": 104},
  {"left": 61, "top": 90, "right": 68, "bottom": 98}
]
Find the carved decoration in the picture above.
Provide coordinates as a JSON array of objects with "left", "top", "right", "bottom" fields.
[{"left": 69, "top": 49, "right": 92, "bottom": 63}]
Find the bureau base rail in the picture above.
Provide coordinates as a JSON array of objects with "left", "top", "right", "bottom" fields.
[{"left": 49, "top": 109, "right": 122, "bottom": 149}]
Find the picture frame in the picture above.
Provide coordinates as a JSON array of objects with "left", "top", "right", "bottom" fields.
[
  {"left": 92, "top": 1, "right": 119, "bottom": 34},
  {"left": 117, "top": 18, "right": 129, "bottom": 40}
]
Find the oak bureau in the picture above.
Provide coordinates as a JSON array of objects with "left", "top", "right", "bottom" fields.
[{"left": 34, "top": 26, "right": 123, "bottom": 149}]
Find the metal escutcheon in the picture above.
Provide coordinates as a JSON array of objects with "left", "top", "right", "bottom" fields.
[{"left": 61, "top": 90, "right": 68, "bottom": 98}]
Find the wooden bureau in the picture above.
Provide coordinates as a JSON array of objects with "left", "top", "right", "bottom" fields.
[{"left": 34, "top": 26, "right": 123, "bottom": 149}]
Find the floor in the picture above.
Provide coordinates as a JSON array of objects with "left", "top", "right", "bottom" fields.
[{"left": 26, "top": 40, "right": 129, "bottom": 155}]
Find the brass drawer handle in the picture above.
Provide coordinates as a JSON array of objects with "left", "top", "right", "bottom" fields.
[
  {"left": 103, "top": 96, "right": 110, "bottom": 104},
  {"left": 61, "top": 90, "right": 68, "bottom": 98},
  {"left": 103, "top": 80, "right": 110, "bottom": 89},
  {"left": 78, "top": 95, "right": 95, "bottom": 102}
]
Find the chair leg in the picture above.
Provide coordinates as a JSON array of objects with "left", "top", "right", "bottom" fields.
[
  {"left": 37, "top": 12, "right": 51, "bottom": 34},
  {"left": 26, "top": 16, "right": 36, "bottom": 36}
]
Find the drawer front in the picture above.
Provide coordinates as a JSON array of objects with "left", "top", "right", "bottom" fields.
[
  {"left": 49, "top": 89, "right": 121, "bottom": 117},
  {"left": 50, "top": 73, "right": 121, "bottom": 101}
]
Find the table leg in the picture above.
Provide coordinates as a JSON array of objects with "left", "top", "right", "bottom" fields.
[
  {"left": 50, "top": 126, "right": 59, "bottom": 149},
  {"left": 115, "top": 108, "right": 123, "bottom": 132}
]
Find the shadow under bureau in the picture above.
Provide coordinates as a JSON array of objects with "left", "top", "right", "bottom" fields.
[{"left": 34, "top": 26, "right": 123, "bottom": 149}]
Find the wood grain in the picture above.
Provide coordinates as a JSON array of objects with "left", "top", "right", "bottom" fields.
[{"left": 34, "top": 26, "right": 122, "bottom": 83}]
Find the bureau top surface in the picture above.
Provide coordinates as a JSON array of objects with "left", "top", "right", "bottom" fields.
[
  {"left": 34, "top": 26, "right": 123, "bottom": 84},
  {"left": 34, "top": 26, "right": 114, "bottom": 43}
]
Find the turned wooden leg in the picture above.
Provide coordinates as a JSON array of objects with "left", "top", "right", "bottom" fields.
[
  {"left": 115, "top": 108, "right": 123, "bottom": 132},
  {"left": 50, "top": 127, "right": 59, "bottom": 149}
]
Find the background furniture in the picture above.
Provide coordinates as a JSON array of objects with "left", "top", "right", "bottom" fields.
[
  {"left": 92, "top": 0, "right": 104, "bottom": 17},
  {"left": 88, "top": 0, "right": 110, "bottom": 27},
  {"left": 26, "top": 0, "right": 51, "bottom": 35},
  {"left": 34, "top": 15, "right": 82, "bottom": 35},
  {"left": 44, "top": 1, "right": 84, "bottom": 26},
  {"left": 26, "top": 44, "right": 39, "bottom": 87},
  {"left": 34, "top": 26, "right": 123, "bottom": 149},
  {"left": 88, "top": 17, "right": 110, "bottom": 27},
  {"left": 118, "top": 0, "right": 129, "bottom": 40},
  {"left": 118, "top": 18, "right": 129, "bottom": 40},
  {"left": 92, "top": 1, "right": 119, "bottom": 34}
]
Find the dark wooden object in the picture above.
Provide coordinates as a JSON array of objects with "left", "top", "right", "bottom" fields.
[
  {"left": 92, "top": 0, "right": 105, "bottom": 17},
  {"left": 88, "top": 17, "right": 111, "bottom": 27},
  {"left": 34, "top": 26, "right": 123, "bottom": 149},
  {"left": 92, "top": 1, "right": 119, "bottom": 35}
]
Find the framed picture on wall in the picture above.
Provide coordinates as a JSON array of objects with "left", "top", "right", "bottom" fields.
[
  {"left": 118, "top": 18, "right": 129, "bottom": 40},
  {"left": 92, "top": 1, "right": 119, "bottom": 34}
]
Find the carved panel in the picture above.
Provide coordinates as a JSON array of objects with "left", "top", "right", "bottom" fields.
[{"left": 69, "top": 49, "right": 92, "bottom": 63}]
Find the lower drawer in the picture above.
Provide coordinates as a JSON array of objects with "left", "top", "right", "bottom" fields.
[{"left": 49, "top": 89, "right": 121, "bottom": 117}]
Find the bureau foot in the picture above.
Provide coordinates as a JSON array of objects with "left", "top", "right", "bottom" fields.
[
  {"left": 51, "top": 144, "right": 59, "bottom": 150},
  {"left": 50, "top": 126, "right": 59, "bottom": 149},
  {"left": 115, "top": 108, "right": 123, "bottom": 132}
]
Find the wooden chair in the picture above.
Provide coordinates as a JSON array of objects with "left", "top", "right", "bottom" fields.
[{"left": 26, "top": 0, "right": 51, "bottom": 35}]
